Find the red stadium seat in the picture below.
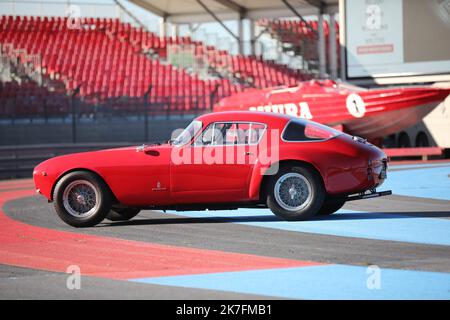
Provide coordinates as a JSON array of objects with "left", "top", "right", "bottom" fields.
[{"left": 0, "top": 15, "right": 318, "bottom": 116}]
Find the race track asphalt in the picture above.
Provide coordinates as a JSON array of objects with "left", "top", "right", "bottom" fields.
[{"left": 0, "top": 161, "right": 449, "bottom": 299}]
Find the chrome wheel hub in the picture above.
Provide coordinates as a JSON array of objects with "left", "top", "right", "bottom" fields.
[
  {"left": 288, "top": 186, "right": 298, "bottom": 199},
  {"left": 274, "top": 172, "right": 312, "bottom": 211},
  {"left": 76, "top": 194, "right": 86, "bottom": 205},
  {"left": 62, "top": 180, "right": 99, "bottom": 218}
]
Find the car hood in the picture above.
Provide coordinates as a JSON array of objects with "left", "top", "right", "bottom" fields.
[
  {"left": 34, "top": 144, "right": 171, "bottom": 173},
  {"left": 33, "top": 144, "right": 173, "bottom": 201}
]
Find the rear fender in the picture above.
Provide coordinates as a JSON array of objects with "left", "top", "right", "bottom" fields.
[{"left": 248, "top": 156, "right": 324, "bottom": 200}]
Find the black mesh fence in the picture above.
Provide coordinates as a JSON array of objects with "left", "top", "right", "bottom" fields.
[{"left": 0, "top": 83, "right": 224, "bottom": 123}]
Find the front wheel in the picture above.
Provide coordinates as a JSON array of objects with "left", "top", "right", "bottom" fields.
[
  {"left": 267, "top": 165, "right": 325, "bottom": 221},
  {"left": 53, "top": 171, "right": 113, "bottom": 228}
]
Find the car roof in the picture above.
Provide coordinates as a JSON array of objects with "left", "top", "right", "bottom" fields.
[{"left": 196, "top": 111, "right": 292, "bottom": 128}]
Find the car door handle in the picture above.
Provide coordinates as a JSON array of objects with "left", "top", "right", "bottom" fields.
[{"left": 244, "top": 151, "right": 253, "bottom": 155}]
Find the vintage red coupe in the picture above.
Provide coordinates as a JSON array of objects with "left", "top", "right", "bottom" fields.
[{"left": 34, "top": 111, "right": 391, "bottom": 227}]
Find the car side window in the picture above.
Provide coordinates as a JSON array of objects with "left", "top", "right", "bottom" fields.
[
  {"left": 194, "top": 122, "right": 266, "bottom": 146},
  {"left": 246, "top": 123, "right": 266, "bottom": 144}
]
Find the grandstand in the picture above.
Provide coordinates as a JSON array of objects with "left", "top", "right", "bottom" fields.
[
  {"left": 0, "top": 15, "right": 237, "bottom": 116},
  {"left": 0, "top": 0, "right": 336, "bottom": 176},
  {"left": 1, "top": 0, "right": 448, "bottom": 179},
  {"left": 258, "top": 18, "right": 340, "bottom": 74},
  {"left": 0, "top": 14, "right": 318, "bottom": 123},
  {"left": 0, "top": 1, "right": 340, "bottom": 126}
]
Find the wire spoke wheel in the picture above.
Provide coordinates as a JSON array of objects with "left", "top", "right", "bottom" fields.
[
  {"left": 274, "top": 172, "right": 312, "bottom": 211},
  {"left": 62, "top": 180, "right": 99, "bottom": 218},
  {"left": 267, "top": 165, "right": 324, "bottom": 221}
]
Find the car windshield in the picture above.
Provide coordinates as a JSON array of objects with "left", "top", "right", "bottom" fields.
[{"left": 172, "top": 120, "right": 203, "bottom": 146}]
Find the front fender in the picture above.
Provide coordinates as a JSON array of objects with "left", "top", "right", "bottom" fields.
[{"left": 33, "top": 156, "right": 110, "bottom": 202}]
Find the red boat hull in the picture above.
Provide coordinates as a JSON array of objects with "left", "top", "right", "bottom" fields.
[{"left": 214, "top": 80, "right": 450, "bottom": 139}]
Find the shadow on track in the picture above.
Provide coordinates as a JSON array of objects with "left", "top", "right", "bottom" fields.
[
  {"left": 99, "top": 210, "right": 450, "bottom": 227},
  {"left": 100, "top": 215, "right": 282, "bottom": 227}
]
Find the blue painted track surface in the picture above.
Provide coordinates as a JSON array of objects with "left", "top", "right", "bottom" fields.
[
  {"left": 168, "top": 208, "right": 450, "bottom": 246},
  {"left": 135, "top": 162, "right": 450, "bottom": 300},
  {"left": 384, "top": 164, "right": 450, "bottom": 201},
  {"left": 167, "top": 162, "right": 450, "bottom": 246},
  {"left": 132, "top": 265, "right": 450, "bottom": 300}
]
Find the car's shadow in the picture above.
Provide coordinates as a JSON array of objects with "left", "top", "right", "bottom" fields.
[{"left": 100, "top": 210, "right": 450, "bottom": 227}]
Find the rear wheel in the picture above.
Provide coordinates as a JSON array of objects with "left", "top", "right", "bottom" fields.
[
  {"left": 53, "top": 171, "right": 112, "bottom": 228},
  {"left": 267, "top": 165, "right": 325, "bottom": 221},
  {"left": 106, "top": 208, "right": 140, "bottom": 221},
  {"left": 317, "top": 198, "right": 346, "bottom": 216}
]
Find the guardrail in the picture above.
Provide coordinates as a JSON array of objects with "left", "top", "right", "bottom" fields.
[
  {"left": 0, "top": 143, "right": 131, "bottom": 180},
  {"left": 383, "top": 147, "right": 443, "bottom": 161}
]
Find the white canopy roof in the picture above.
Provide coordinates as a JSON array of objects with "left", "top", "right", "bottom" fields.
[{"left": 129, "top": 0, "right": 338, "bottom": 23}]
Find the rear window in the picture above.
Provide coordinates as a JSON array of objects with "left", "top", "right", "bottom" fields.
[{"left": 282, "top": 119, "right": 341, "bottom": 141}]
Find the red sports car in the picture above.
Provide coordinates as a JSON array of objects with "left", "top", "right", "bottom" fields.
[{"left": 33, "top": 111, "right": 391, "bottom": 227}]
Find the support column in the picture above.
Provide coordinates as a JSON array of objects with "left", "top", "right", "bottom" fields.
[
  {"left": 237, "top": 16, "right": 244, "bottom": 55},
  {"left": 339, "top": 0, "right": 346, "bottom": 80},
  {"left": 277, "top": 38, "right": 282, "bottom": 62},
  {"left": 318, "top": 13, "right": 327, "bottom": 79},
  {"left": 171, "top": 23, "right": 179, "bottom": 39},
  {"left": 250, "top": 19, "right": 257, "bottom": 56},
  {"left": 159, "top": 17, "right": 167, "bottom": 38},
  {"left": 117, "top": 4, "right": 124, "bottom": 21},
  {"left": 328, "top": 14, "right": 338, "bottom": 79}
]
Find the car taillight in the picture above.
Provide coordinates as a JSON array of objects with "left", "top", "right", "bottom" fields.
[
  {"left": 367, "top": 167, "right": 373, "bottom": 180},
  {"left": 369, "top": 159, "right": 383, "bottom": 168}
]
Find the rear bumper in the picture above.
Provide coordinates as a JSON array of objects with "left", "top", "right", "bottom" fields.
[{"left": 345, "top": 189, "right": 392, "bottom": 202}]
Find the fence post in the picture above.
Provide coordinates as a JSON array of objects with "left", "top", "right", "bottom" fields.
[
  {"left": 166, "top": 97, "right": 170, "bottom": 120},
  {"left": 143, "top": 85, "right": 152, "bottom": 142},
  {"left": 209, "top": 83, "right": 220, "bottom": 112},
  {"left": 12, "top": 100, "right": 16, "bottom": 125},
  {"left": 43, "top": 96, "right": 48, "bottom": 124},
  {"left": 71, "top": 85, "right": 81, "bottom": 144}
]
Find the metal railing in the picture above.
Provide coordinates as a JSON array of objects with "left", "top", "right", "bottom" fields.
[
  {"left": 0, "top": 88, "right": 221, "bottom": 122},
  {"left": 0, "top": 142, "right": 131, "bottom": 180}
]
